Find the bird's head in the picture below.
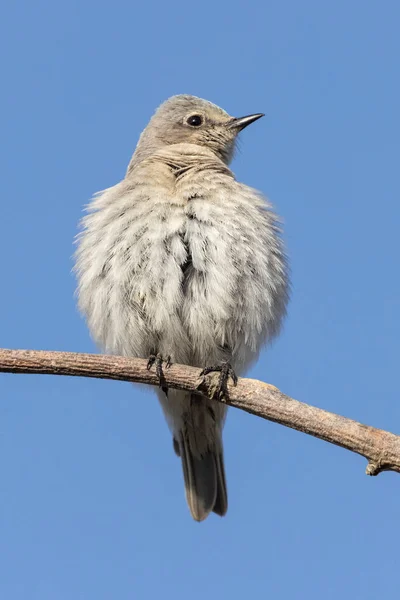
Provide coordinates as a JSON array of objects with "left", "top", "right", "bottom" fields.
[{"left": 134, "top": 95, "right": 264, "bottom": 165}]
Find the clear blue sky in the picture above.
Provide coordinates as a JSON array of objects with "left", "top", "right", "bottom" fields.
[{"left": 1, "top": 1, "right": 399, "bottom": 598}]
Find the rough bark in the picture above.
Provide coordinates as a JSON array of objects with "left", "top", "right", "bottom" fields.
[{"left": 0, "top": 348, "right": 399, "bottom": 476}]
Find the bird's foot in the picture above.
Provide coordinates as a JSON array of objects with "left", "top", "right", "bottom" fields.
[
  {"left": 199, "top": 362, "right": 238, "bottom": 401},
  {"left": 147, "top": 353, "right": 172, "bottom": 394}
]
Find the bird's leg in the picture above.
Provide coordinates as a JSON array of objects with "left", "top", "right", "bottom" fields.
[
  {"left": 147, "top": 353, "right": 172, "bottom": 395},
  {"left": 199, "top": 362, "right": 238, "bottom": 401}
]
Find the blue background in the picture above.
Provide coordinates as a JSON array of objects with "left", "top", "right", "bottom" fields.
[{"left": 1, "top": 1, "right": 399, "bottom": 598}]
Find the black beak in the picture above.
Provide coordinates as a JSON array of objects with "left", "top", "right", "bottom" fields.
[{"left": 227, "top": 113, "right": 264, "bottom": 131}]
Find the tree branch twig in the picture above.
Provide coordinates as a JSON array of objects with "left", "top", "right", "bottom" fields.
[{"left": 0, "top": 348, "right": 399, "bottom": 476}]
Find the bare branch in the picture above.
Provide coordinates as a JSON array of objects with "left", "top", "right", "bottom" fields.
[{"left": 0, "top": 348, "right": 399, "bottom": 476}]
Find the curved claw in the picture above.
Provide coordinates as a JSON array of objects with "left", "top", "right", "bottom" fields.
[
  {"left": 199, "top": 362, "right": 238, "bottom": 400},
  {"left": 147, "top": 353, "right": 172, "bottom": 394}
]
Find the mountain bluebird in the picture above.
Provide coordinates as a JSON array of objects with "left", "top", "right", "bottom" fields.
[{"left": 75, "top": 95, "right": 289, "bottom": 521}]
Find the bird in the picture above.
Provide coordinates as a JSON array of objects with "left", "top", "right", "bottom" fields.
[{"left": 75, "top": 95, "right": 289, "bottom": 521}]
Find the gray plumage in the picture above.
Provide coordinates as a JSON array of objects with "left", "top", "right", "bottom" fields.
[{"left": 75, "top": 95, "right": 289, "bottom": 521}]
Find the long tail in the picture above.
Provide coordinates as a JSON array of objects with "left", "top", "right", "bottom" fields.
[
  {"left": 176, "top": 426, "right": 228, "bottom": 522},
  {"left": 158, "top": 389, "right": 228, "bottom": 521}
]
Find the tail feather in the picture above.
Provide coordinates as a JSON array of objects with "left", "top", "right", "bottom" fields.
[
  {"left": 158, "top": 388, "right": 228, "bottom": 521},
  {"left": 212, "top": 449, "right": 228, "bottom": 517},
  {"left": 179, "top": 432, "right": 228, "bottom": 522}
]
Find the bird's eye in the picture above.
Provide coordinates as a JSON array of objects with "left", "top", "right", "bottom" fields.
[{"left": 186, "top": 114, "right": 203, "bottom": 127}]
